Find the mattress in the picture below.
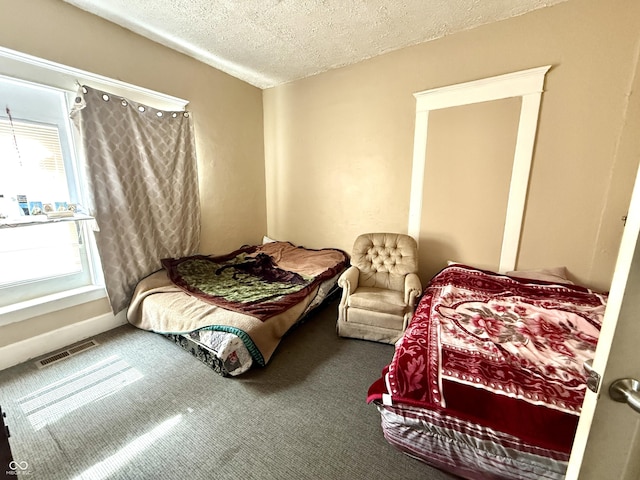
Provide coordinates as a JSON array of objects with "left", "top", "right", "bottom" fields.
[
  {"left": 378, "top": 403, "right": 569, "bottom": 480},
  {"left": 367, "top": 263, "right": 607, "bottom": 479},
  {"left": 162, "top": 272, "right": 341, "bottom": 376}
]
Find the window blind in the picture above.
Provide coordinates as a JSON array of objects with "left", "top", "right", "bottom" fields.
[
  {"left": 1, "top": 118, "right": 64, "bottom": 170},
  {"left": 0, "top": 118, "right": 69, "bottom": 203}
]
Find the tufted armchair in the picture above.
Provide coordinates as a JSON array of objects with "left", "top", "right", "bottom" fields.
[{"left": 337, "top": 233, "right": 422, "bottom": 344}]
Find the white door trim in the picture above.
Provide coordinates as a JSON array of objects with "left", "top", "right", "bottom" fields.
[{"left": 408, "top": 65, "right": 551, "bottom": 272}]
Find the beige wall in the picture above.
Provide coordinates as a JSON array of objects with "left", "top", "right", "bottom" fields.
[
  {"left": 420, "top": 98, "right": 521, "bottom": 276},
  {"left": 0, "top": 298, "right": 111, "bottom": 348},
  {"left": 263, "top": 0, "right": 640, "bottom": 291},
  {"left": 0, "top": 0, "right": 266, "bottom": 345}
]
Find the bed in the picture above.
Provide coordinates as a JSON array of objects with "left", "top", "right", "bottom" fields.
[
  {"left": 367, "top": 263, "right": 607, "bottom": 479},
  {"left": 127, "top": 240, "right": 349, "bottom": 376}
]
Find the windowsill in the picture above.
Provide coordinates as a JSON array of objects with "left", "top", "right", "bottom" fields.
[
  {"left": 0, "top": 213, "right": 94, "bottom": 229},
  {"left": 0, "top": 285, "right": 107, "bottom": 327}
]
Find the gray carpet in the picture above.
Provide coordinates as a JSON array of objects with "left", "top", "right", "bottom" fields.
[{"left": 0, "top": 298, "right": 456, "bottom": 480}]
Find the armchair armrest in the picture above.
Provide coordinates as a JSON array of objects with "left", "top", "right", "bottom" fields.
[
  {"left": 404, "top": 273, "right": 422, "bottom": 307},
  {"left": 338, "top": 266, "right": 360, "bottom": 294}
]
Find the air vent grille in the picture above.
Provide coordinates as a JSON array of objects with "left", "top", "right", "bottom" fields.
[{"left": 35, "top": 340, "right": 99, "bottom": 368}]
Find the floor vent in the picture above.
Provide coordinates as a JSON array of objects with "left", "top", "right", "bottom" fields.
[{"left": 35, "top": 340, "right": 100, "bottom": 368}]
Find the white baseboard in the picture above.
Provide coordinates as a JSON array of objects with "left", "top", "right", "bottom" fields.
[{"left": 0, "top": 311, "right": 127, "bottom": 371}]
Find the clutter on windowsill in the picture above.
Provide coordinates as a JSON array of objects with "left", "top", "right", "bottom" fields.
[{"left": 0, "top": 199, "right": 91, "bottom": 228}]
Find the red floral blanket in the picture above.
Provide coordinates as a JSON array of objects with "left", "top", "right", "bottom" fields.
[{"left": 368, "top": 264, "right": 607, "bottom": 453}]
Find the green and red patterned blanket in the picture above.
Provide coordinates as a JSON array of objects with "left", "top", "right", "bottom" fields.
[{"left": 161, "top": 241, "right": 349, "bottom": 321}]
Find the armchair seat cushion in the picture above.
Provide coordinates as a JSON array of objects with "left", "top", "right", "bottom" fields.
[{"left": 348, "top": 287, "right": 406, "bottom": 317}]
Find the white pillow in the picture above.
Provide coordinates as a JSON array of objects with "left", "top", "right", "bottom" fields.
[
  {"left": 262, "top": 235, "right": 278, "bottom": 244},
  {"left": 506, "top": 266, "right": 574, "bottom": 285},
  {"left": 447, "top": 261, "right": 574, "bottom": 285}
]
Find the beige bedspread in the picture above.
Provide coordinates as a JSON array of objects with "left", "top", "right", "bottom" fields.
[{"left": 127, "top": 269, "right": 318, "bottom": 364}]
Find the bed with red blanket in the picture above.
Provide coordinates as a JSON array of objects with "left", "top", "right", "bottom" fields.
[{"left": 367, "top": 263, "right": 607, "bottom": 479}]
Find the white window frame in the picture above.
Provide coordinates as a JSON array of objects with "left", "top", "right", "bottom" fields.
[
  {"left": 0, "top": 78, "right": 97, "bottom": 303},
  {"left": 0, "top": 46, "right": 189, "bottom": 326}
]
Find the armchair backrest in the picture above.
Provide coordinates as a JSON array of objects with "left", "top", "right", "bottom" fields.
[{"left": 351, "top": 233, "right": 418, "bottom": 291}]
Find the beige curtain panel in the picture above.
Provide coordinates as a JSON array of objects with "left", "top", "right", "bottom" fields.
[{"left": 71, "top": 86, "right": 200, "bottom": 314}]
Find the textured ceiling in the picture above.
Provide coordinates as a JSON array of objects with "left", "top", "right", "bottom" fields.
[{"left": 63, "top": 0, "right": 567, "bottom": 89}]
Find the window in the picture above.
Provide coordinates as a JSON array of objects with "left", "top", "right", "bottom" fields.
[
  {"left": 0, "top": 45, "right": 188, "bottom": 320},
  {"left": 0, "top": 76, "right": 98, "bottom": 307}
]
